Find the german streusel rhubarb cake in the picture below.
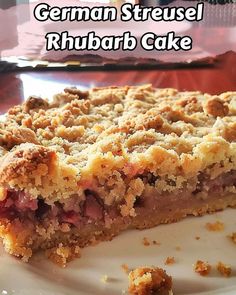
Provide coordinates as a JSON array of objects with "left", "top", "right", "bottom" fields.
[{"left": 0, "top": 85, "right": 236, "bottom": 263}]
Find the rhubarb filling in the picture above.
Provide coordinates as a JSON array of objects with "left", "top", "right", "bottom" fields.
[{"left": 0, "top": 170, "right": 235, "bottom": 235}]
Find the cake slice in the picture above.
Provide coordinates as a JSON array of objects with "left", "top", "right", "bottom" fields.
[{"left": 0, "top": 85, "right": 236, "bottom": 263}]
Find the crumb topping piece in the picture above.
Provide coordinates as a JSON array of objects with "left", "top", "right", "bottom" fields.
[
  {"left": 194, "top": 260, "right": 211, "bottom": 276},
  {"left": 205, "top": 221, "right": 225, "bottom": 232},
  {"left": 217, "top": 262, "right": 232, "bottom": 277},
  {"left": 128, "top": 266, "right": 172, "bottom": 295}
]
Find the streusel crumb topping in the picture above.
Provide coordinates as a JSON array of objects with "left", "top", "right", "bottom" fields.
[{"left": 0, "top": 85, "right": 236, "bottom": 209}]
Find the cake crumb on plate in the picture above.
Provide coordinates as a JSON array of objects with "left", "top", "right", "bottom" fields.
[
  {"left": 122, "top": 264, "right": 130, "bottom": 274},
  {"left": 194, "top": 260, "right": 212, "bottom": 276},
  {"left": 205, "top": 221, "right": 224, "bottom": 232},
  {"left": 229, "top": 232, "right": 236, "bottom": 244},
  {"left": 142, "top": 237, "right": 150, "bottom": 246},
  {"left": 128, "top": 266, "right": 172, "bottom": 295},
  {"left": 165, "top": 257, "right": 176, "bottom": 265},
  {"left": 217, "top": 262, "right": 232, "bottom": 277}
]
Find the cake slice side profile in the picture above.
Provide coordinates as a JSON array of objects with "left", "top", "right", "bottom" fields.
[{"left": 0, "top": 85, "right": 235, "bottom": 264}]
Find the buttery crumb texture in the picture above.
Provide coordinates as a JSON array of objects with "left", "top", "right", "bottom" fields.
[
  {"left": 128, "top": 266, "right": 172, "bottom": 295},
  {"left": 194, "top": 260, "right": 211, "bottom": 276},
  {"left": 0, "top": 84, "right": 236, "bottom": 262}
]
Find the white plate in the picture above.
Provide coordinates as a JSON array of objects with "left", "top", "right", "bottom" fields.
[{"left": 0, "top": 209, "right": 236, "bottom": 295}]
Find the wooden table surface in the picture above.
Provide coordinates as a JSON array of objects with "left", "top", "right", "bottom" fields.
[{"left": 0, "top": 51, "right": 235, "bottom": 114}]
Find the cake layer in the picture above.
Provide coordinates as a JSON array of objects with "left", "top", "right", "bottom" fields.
[
  {"left": 0, "top": 189, "right": 235, "bottom": 262},
  {"left": 0, "top": 174, "right": 235, "bottom": 261}
]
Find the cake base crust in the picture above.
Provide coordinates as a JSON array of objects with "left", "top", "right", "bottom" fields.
[{"left": 0, "top": 192, "right": 235, "bottom": 263}]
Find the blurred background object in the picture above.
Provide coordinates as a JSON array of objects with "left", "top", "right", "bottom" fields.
[
  {"left": 0, "top": 0, "right": 235, "bottom": 114},
  {"left": 0, "top": 0, "right": 235, "bottom": 71},
  {"left": 0, "top": 0, "right": 30, "bottom": 60}
]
